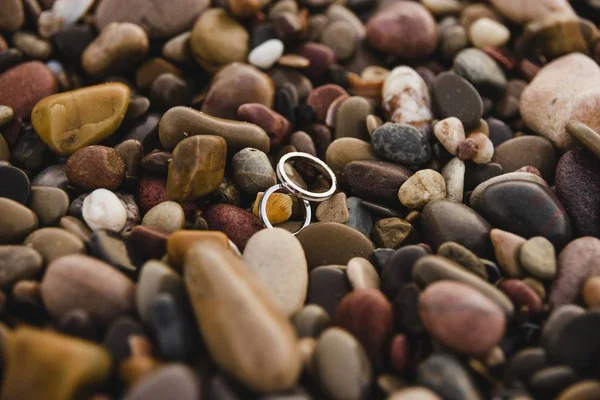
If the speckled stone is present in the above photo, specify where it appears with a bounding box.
[371,123,431,165]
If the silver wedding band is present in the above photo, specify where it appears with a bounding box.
[259,152,337,235]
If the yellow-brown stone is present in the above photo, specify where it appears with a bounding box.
[1,327,111,400]
[167,135,227,201]
[31,83,130,156]
[167,230,230,266]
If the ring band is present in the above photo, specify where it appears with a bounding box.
[259,184,312,235]
[276,152,337,203]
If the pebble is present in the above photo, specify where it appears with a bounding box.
[24,227,86,264]
[520,53,600,151]
[150,293,195,361]
[489,0,573,24]
[232,148,276,194]
[204,204,263,250]
[307,265,352,316]
[566,121,600,160]
[556,149,600,237]
[321,20,358,62]
[457,133,494,164]
[441,157,465,203]
[372,218,413,249]
[314,327,372,400]
[150,73,191,110]
[584,277,600,308]
[162,31,192,64]
[60,216,92,244]
[295,42,336,79]
[437,241,487,280]
[389,387,442,400]
[316,193,349,224]
[419,281,506,355]
[115,139,143,180]
[413,255,514,317]
[342,160,411,206]
[433,117,465,156]
[398,169,446,209]
[243,228,308,316]
[124,364,201,400]
[335,96,372,140]
[433,74,483,131]
[0,61,57,122]
[453,48,507,95]
[88,230,141,275]
[190,9,249,73]
[505,347,548,384]
[0,164,30,204]
[416,354,481,400]
[306,84,347,123]
[0,134,8,161]
[82,189,128,232]
[166,230,230,267]
[136,260,183,324]
[159,106,270,154]
[346,197,374,237]
[478,180,572,248]
[41,254,134,325]
[558,381,600,400]
[0,0,25,31]
[530,366,578,399]
[184,241,301,392]
[0,198,39,243]
[0,245,43,287]
[1,327,111,400]
[487,118,514,147]
[167,135,226,201]
[490,229,526,278]
[382,67,433,129]
[421,199,491,256]
[520,237,557,280]
[297,222,374,269]
[249,39,284,70]
[547,311,600,371]
[12,32,52,60]
[469,18,510,49]
[366,2,437,58]
[142,201,185,233]
[346,257,380,290]
[372,123,431,165]
[293,304,330,338]
[325,138,378,174]
[469,171,549,209]
[136,58,183,91]
[237,103,291,147]
[541,304,585,350]
[31,83,130,156]
[66,145,125,190]
[492,136,557,181]
[95,0,208,39]
[499,279,543,314]
[550,237,600,307]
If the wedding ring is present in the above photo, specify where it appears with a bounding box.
[258,184,312,235]
[276,152,337,202]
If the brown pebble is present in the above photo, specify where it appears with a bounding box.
[66,145,126,190]
[204,204,263,250]
[316,192,349,223]
[237,103,291,147]
[307,84,348,122]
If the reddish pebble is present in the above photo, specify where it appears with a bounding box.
[390,334,409,372]
[295,42,335,80]
[204,204,263,250]
[0,61,57,119]
[138,176,196,216]
[334,288,392,363]
[66,145,125,190]
[306,84,348,123]
[237,103,291,147]
[129,225,169,260]
[419,281,506,356]
[498,279,543,314]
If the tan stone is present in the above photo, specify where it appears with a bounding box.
[166,230,230,267]
[372,218,413,249]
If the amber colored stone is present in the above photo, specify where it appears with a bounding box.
[167,230,230,266]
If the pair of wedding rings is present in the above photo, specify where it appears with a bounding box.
[259,152,337,235]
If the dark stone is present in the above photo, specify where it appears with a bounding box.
[346,197,374,238]
[0,49,23,73]
[555,149,600,237]
[505,347,547,385]
[130,225,169,260]
[307,265,351,317]
[150,293,196,361]
[250,23,277,49]
[52,25,95,66]
[89,230,143,276]
[464,162,503,191]
[121,113,161,153]
[382,245,428,298]
[417,353,480,400]
[487,117,513,147]
[432,72,483,130]
[547,311,600,372]
[343,160,412,206]
[393,283,425,334]
[0,165,30,204]
[492,136,557,182]
[103,316,146,363]
[530,366,578,399]
[371,123,431,165]
[370,248,395,271]
[31,164,69,191]
[274,84,297,129]
[478,181,572,248]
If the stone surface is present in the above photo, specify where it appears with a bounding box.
[307,265,351,317]
[565,121,600,160]
[184,241,301,392]
[492,136,557,181]
[0,165,30,204]
[520,236,557,280]
[204,204,263,250]
[442,157,465,203]
[453,48,507,95]
[469,18,510,49]
[166,230,230,267]
[24,227,86,264]
[434,117,465,156]
[346,257,380,290]
[0,245,43,287]
[398,169,446,209]
[82,189,128,232]
[0,198,39,243]
[490,229,526,278]
[232,148,276,194]
[31,83,130,156]
[136,260,183,325]
[489,0,573,24]
[326,138,378,174]
[416,354,481,400]
[0,0,25,31]
[437,241,487,280]
[432,73,483,130]
[66,145,125,190]
[293,304,330,338]
[419,281,506,355]
[372,218,413,249]
[316,193,349,224]
[142,201,185,233]
[123,364,201,400]
[342,160,411,206]
[382,67,433,129]
[372,123,431,165]
[469,171,549,209]
[167,135,226,201]
[243,228,308,316]
[335,96,372,140]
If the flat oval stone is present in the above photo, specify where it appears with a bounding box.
[492,136,557,181]
[159,106,270,154]
[469,171,549,209]
[95,0,208,39]
[233,148,276,194]
[31,83,130,156]
[203,205,261,251]
[530,366,578,399]
[420,199,491,256]
[326,138,378,175]
[28,186,69,226]
[314,327,372,400]
[307,265,351,317]
[548,311,600,371]
[550,237,600,307]
[335,96,372,140]
[0,198,38,243]
[66,145,125,190]
[432,72,483,130]
[184,241,301,392]
[413,255,514,317]
[124,364,202,400]
[478,181,571,247]
[556,149,600,237]
[557,381,600,400]
[142,201,185,233]
[520,236,556,280]
[0,165,30,204]
[167,135,226,201]
[371,123,431,165]
[24,227,86,264]
[41,254,135,325]
[136,260,183,325]
[342,160,412,206]
[347,257,380,290]
[150,293,195,361]
[437,242,487,280]
[416,354,480,400]
[453,48,507,95]
[293,304,330,338]
[0,245,42,287]
[419,281,505,355]
[297,222,374,269]
[244,228,308,316]
[541,305,585,350]
[382,245,429,298]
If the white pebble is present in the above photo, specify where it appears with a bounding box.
[470,132,495,164]
[442,157,465,203]
[82,189,127,232]
[248,39,284,70]
[52,0,95,25]
[434,117,465,155]
[469,18,510,49]
[422,0,463,16]
[382,66,433,128]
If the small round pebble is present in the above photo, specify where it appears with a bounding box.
[519,236,557,280]
[398,169,446,209]
[248,39,284,70]
[82,188,128,232]
[66,145,125,190]
[142,201,186,234]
